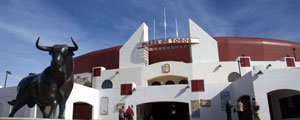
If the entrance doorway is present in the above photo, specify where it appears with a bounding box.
[73,102,92,119]
[267,89,300,120]
[137,102,189,120]
[239,95,252,120]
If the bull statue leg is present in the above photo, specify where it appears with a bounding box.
[37,102,57,118]
[8,80,31,117]
[8,100,27,117]
[37,105,47,118]
[8,93,29,117]
[57,92,68,118]
[57,81,73,119]
[58,101,66,119]
[47,101,58,118]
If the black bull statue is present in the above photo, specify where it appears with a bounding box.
[8,37,78,119]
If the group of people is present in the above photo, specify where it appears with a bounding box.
[119,106,135,120]
[119,98,259,120]
[226,98,260,120]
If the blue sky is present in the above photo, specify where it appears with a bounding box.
[1,0,300,87]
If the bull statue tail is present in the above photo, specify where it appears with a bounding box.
[7,100,16,106]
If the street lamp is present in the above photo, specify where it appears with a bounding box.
[292,48,297,60]
[4,71,11,88]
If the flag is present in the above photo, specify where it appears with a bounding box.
[6,71,11,74]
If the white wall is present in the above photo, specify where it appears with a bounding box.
[253,68,300,120]
[0,87,35,118]
[188,19,219,63]
[79,58,300,120]
[65,83,100,119]
[94,61,239,89]
[97,82,243,120]
[98,85,200,120]
[74,72,92,85]
[95,67,142,89]
[251,61,291,70]
[230,72,255,120]
[198,82,232,120]
[295,61,300,67]
[120,23,149,69]
[143,61,193,85]
[95,61,246,89]
[192,62,239,83]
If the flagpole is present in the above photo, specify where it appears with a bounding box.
[164,7,167,38]
[175,18,178,38]
[153,19,156,40]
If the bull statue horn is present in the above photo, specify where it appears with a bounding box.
[69,37,78,51]
[36,37,52,51]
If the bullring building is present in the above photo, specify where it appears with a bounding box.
[0,19,300,120]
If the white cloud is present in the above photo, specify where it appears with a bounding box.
[0,22,36,41]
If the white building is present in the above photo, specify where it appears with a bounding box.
[0,19,300,120]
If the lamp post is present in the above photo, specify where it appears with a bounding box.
[4,71,11,88]
[237,60,241,76]
[292,48,297,61]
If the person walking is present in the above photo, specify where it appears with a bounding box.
[126,106,134,120]
[119,106,126,120]
[252,98,261,120]
[226,100,233,120]
[236,99,244,120]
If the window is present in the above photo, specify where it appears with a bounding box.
[101,79,113,89]
[191,80,204,92]
[120,84,132,95]
[239,57,250,67]
[286,57,295,67]
[151,81,161,86]
[93,67,101,76]
[165,80,175,85]
[179,79,188,84]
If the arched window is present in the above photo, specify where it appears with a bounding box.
[101,79,113,89]
[151,81,161,86]
[165,80,175,85]
[84,81,92,87]
[179,79,188,84]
